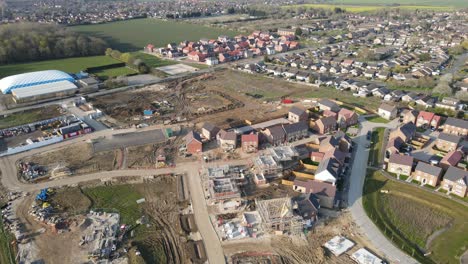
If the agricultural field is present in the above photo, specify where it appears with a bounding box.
[0,56,121,78]
[71,18,241,51]
[284,3,456,12]
[363,170,468,264]
[0,105,63,129]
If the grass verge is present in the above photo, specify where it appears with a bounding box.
[365,115,390,123]
[363,170,468,264]
[369,127,385,167]
[0,215,16,264]
[0,106,62,129]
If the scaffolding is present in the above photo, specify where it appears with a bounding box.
[255,197,303,235]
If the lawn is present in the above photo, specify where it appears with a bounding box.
[363,170,468,264]
[0,106,62,129]
[0,56,121,78]
[82,184,144,225]
[92,66,137,79]
[131,52,178,68]
[71,18,241,51]
[370,127,385,167]
[365,115,390,123]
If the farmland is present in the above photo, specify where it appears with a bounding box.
[284,3,457,12]
[363,170,468,264]
[0,56,121,78]
[71,18,241,51]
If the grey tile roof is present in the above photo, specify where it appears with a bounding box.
[438,133,461,144]
[445,117,468,130]
[415,162,442,176]
[389,154,414,166]
[379,103,396,112]
[444,166,468,183]
[289,106,306,117]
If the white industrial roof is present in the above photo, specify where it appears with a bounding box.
[323,236,355,256]
[12,80,78,99]
[0,70,75,94]
[351,248,383,264]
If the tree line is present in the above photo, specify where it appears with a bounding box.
[105,48,150,74]
[0,23,107,64]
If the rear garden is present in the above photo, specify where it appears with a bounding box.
[363,170,468,264]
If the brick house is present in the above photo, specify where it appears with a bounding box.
[435,133,461,152]
[187,51,205,62]
[201,123,220,140]
[401,109,419,124]
[337,108,358,128]
[318,99,340,112]
[313,116,337,134]
[443,117,468,137]
[241,133,259,153]
[288,107,308,123]
[283,122,308,142]
[413,162,442,187]
[217,130,237,151]
[416,111,441,129]
[263,125,286,146]
[387,154,414,176]
[440,150,464,170]
[293,179,337,208]
[185,131,203,154]
[441,166,468,197]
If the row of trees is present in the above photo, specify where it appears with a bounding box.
[105,48,150,74]
[0,23,107,64]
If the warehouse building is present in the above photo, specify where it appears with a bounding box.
[0,70,78,103]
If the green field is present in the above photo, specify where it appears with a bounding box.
[93,66,137,79]
[82,184,144,225]
[363,170,468,264]
[0,106,62,129]
[284,3,458,12]
[131,52,178,68]
[71,18,241,51]
[0,56,121,78]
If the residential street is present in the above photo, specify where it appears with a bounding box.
[347,117,418,264]
[0,114,419,264]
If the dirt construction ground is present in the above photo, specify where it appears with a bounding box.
[14,176,192,264]
[90,69,314,129]
[21,143,117,178]
[223,212,382,264]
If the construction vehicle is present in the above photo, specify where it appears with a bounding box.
[35,188,54,201]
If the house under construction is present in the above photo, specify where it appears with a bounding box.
[255,197,304,235]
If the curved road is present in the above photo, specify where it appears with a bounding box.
[348,117,418,264]
[0,134,248,264]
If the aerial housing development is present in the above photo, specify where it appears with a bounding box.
[0,1,467,264]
